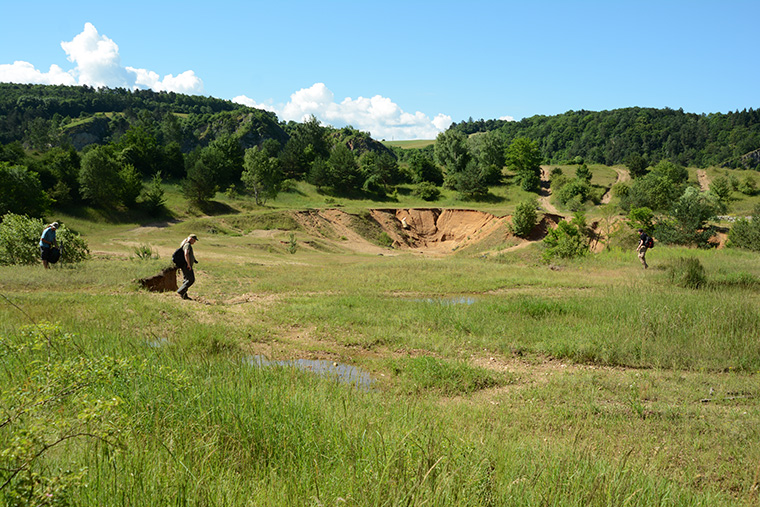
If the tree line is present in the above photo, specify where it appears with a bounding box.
[0,83,407,218]
[451,107,760,169]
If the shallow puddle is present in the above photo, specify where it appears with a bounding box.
[247,356,373,389]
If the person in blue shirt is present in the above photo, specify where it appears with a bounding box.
[39,222,59,269]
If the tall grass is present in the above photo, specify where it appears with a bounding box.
[2,238,760,504]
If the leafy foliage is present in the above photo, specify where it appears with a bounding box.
[512,199,538,238]
[412,181,441,201]
[505,137,542,192]
[0,163,52,217]
[542,213,590,261]
[451,107,760,168]
[654,187,718,247]
[0,214,89,265]
[728,205,760,251]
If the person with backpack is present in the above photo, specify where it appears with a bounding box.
[39,222,59,269]
[636,228,653,269]
[175,234,199,300]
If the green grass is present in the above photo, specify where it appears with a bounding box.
[4,169,760,505]
[382,139,435,149]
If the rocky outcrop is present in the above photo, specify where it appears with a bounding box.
[741,149,760,169]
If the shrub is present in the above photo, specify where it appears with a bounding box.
[542,214,589,261]
[667,257,707,289]
[512,199,538,238]
[728,206,760,251]
[133,244,158,260]
[413,181,441,201]
[555,179,591,206]
[0,214,89,266]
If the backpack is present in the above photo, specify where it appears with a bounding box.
[172,247,187,268]
[645,236,654,249]
[48,246,61,264]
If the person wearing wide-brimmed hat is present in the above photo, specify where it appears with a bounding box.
[39,222,59,269]
[177,234,199,300]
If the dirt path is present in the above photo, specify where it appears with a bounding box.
[601,167,631,204]
[697,169,710,191]
[539,167,560,214]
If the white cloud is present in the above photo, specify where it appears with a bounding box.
[1,23,447,140]
[232,95,277,113]
[0,22,203,94]
[499,115,516,122]
[0,61,76,85]
[275,83,450,140]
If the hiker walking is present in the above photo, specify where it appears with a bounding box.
[39,221,59,269]
[636,228,651,269]
[176,234,199,299]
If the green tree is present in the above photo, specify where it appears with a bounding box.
[408,152,443,185]
[116,126,160,177]
[505,137,541,192]
[655,187,718,247]
[79,146,122,207]
[435,129,471,184]
[468,130,504,178]
[242,146,283,205]
[621,160,688,212]
[142,171,166,214]
[0,163,52,217]
[707,175,731,213]
[326,144,362,193]
[182,159,218,204]
[728,204,760,251]
[575,164,592,182]
[512,199,538,238]
[118,163,143,208]
[626,154,649,178]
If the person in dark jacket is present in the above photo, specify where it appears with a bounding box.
[636,228,650,269]
[177,234,199,299]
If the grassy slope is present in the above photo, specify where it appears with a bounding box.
[2,167,760,505]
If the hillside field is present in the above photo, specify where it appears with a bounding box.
[2,169,760,506]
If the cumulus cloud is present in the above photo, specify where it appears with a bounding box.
[258,82,451,140]
[0,22,203,94]
[499,115,516,122]
[231,95,277,113]
[2,23,447,140]
[0,61,76,86]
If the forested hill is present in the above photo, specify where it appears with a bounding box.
[451,107,760,169]
[0,82,288,152]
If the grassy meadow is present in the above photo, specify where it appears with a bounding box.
[2,174,760,506]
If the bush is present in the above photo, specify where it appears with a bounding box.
[728,206,760,251]
[555,179,591,207]
[0,214,89,266]
[667,257,706,289]
[133,244,158,260]
[512,199,538,238]
[542,214,589,261]
[413,181,441,201]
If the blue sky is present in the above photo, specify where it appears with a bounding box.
[1,0,757,140]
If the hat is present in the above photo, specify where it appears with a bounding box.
[51,222,59,228]
[189,234,198,240]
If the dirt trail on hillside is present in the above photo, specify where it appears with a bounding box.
[697,169,710,191]
[539,167,560,214]
[601,168,631,204]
